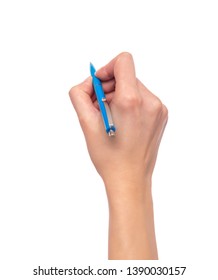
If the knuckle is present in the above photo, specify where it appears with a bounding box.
[119,93,142,109]
[162,104,168,119]
[102,67,111,79]
[69,86,76,98]
[149,98,163,115]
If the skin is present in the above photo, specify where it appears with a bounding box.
[69,52,168,260]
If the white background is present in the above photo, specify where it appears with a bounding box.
[0,0,217,279]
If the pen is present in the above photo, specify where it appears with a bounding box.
[90,63,116,136]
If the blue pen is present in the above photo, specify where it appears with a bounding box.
[90,63,116,136]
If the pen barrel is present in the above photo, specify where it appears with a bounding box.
[93,82,111,132]
[90,63,116,135]
[94,80,106,100]
[104,102,115,128]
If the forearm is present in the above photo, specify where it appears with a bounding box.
[106,180,158,260]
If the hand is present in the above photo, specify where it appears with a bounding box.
[69,52,168,194]
[69,52,168,259]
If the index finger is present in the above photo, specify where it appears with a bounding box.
[95,52,137,91]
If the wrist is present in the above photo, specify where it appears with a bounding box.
[104,175,152,212]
